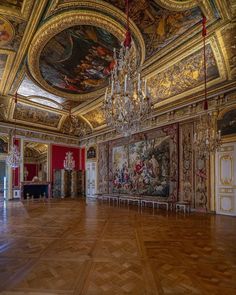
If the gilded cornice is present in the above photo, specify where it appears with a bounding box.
[0,122,80,146]
[79,91,236,146]
[3,0,49,95]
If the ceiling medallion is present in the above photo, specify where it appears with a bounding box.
[103,0,153,136]
[28,9,143,101]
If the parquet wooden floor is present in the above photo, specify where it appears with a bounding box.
[0,198,236,294]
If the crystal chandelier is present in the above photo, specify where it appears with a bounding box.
[6,94,22,169]
[103,0,153,136]
[194,114,221,158]
[63,152,75,171]
[193,16,221,158]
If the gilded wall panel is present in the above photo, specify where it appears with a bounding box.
[194,152,209,211]
[179,122,194,203]
[97,141,109,194]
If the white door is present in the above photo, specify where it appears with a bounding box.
[216,142,236,216]
[86,162,97,197]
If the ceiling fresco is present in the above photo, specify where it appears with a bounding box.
[0,16,14,47]
[83,108,106,129]
[13,103,62,128]
[0,54,7,84]
[39,25,120,95]
[103,0,202,58]
[148,43,220,102]
[0,0,234,138]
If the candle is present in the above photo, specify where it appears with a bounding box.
[138,73,141,92]
[111,80,114,95]
[145,79,147,97]
[124,75,127,93]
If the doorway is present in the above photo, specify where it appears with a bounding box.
[86,162,97,197]
[215,142,236,216]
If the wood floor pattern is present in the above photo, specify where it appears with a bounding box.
[0,199,236,295]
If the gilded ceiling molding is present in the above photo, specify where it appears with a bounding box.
[155,0,213,19]
[0,0,35,21]
[77,115,94,131]
[0,122,81,146]
[3,0,49,95]
[0,49,15,94]
[9,64,26,95]
[217,23,236,80]
[28,9,144,101]
[215,0,232,20]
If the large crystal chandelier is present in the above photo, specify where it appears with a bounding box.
[103,0,152,136]
[6,94,22,169]
[63,152,75,171]
[193,16,221,158]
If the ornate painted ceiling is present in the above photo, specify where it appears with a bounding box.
[0,0,235,139]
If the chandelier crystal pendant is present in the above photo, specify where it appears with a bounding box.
[103,0,153,136]
[63,152,75,171]
[193,16,221,158]
[6,94,22,169]
[194,114,221,159]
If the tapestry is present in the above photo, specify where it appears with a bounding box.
[110,124,178,199]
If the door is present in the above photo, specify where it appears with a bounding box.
[86,162,97,197]
[216,142,236,216]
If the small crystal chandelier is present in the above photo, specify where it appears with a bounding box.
[103,0,153,136]
[193,16,221,158]
[194,114,221,158]
[63,152,75,171]
[6,94,22,169]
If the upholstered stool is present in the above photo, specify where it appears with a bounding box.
[175,201,191,213]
